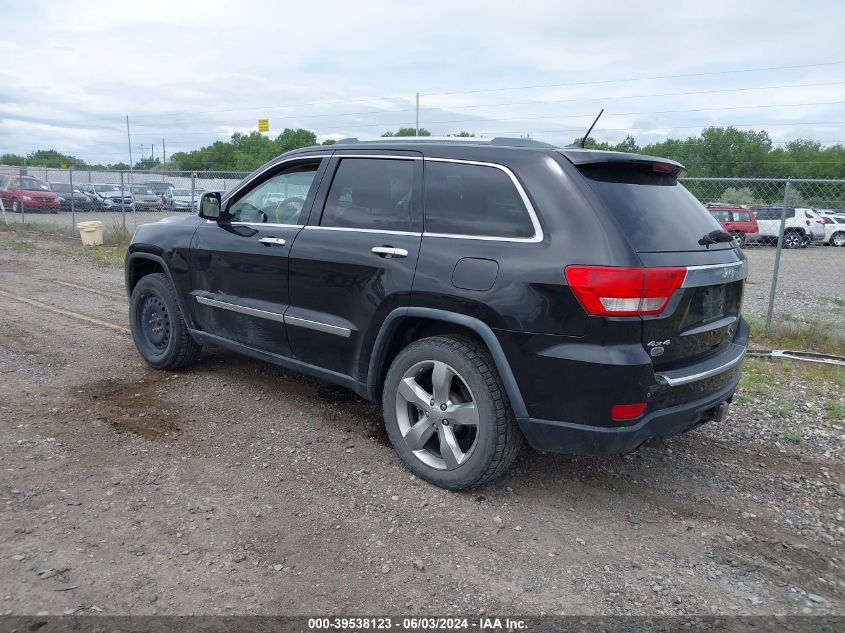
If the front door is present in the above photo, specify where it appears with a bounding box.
[189,157,328,356]
[286,154,423,379]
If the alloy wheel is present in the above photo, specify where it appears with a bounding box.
[395,360,480,470]
[833,233,845,247]
[784,232,801,249]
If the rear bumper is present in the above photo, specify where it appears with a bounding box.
[517,373,739,454]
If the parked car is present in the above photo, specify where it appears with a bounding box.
[0,174,61,214]
[49,182,94,212]
[818,209,845,217]
[164,188,204,211]
[125,138,748,490]
[822,215,845,247]
[705,204,759,247]
[748,206,826,248]
[129,185,163,211]
[80,183,133,211]
[142,181,175,205]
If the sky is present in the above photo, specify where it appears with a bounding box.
[1,0,845,164]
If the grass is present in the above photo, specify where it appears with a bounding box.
[748,316,845,356]
[826,296,845,309]
[0,218,130,268]
[771,398,795,419]
[825,400,845,424]
[11,240,36,252]
[780,426,804,444]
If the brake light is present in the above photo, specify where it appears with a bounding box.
[652,162,674,174]
[611,403,647,421]
[564,266,687,316]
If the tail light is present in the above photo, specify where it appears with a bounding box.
[564,266,687,317]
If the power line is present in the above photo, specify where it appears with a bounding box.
[126,60,845,119]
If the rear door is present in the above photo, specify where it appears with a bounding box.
[286,152,423,378]
[189,156,328,357]
[574,161,745,368]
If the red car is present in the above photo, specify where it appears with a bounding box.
[0,172,61,214]
[705,204,759,247]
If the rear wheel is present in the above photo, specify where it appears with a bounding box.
[382,335,522,490]
[129,273,201,370]
[731,231,746,247]
[782,231,803,249]
[832,232,845,247]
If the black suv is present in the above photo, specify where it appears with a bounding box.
[125,138,748,489]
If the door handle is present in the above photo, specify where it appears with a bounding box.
[371,246,408,258]
[259,237,286,246]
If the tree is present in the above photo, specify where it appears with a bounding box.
[134,157,162,170]
[0,153,24,166]
[382,128,431,137]
[718,187,762,205]
[322,139,337,145]
[449,131,475,137]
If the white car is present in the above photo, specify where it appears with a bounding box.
[822,215,845,247]
[747,206,826,248]
[164,188,204,211]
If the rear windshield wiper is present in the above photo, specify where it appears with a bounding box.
[699,230,735,248]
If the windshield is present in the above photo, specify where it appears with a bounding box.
[50,183,71,192]
[94,185,121,192]
[577,163,730,253]
[171,189,192,196]
[131,186,153,194]
[20,178,51,191]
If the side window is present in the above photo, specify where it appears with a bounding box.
[734,211,750,222]
[228,161,320,224]
[424,161,535,238]
[711,211,730,222]
[321,158,415,232]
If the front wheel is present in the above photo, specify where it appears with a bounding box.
[129,273,201,370]
[832,232,845,247]
[382,335,522,490]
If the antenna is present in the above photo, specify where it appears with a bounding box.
[578,109,604,148]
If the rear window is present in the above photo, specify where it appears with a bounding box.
[755,207,795,221]
[578,164,728,252]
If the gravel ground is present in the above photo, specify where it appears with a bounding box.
[0,233,843,617]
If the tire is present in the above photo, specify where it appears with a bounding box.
[129,272,201,370]
[382,335,522,490]
[11,198,20,213]
[731,231,746,247]
[832,232,845,247]
[782,231,803,249]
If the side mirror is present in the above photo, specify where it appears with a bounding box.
[198,191,222,219]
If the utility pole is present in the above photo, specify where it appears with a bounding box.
[126,115,133,172]
[162,138,166,169]
[415,92,419,136]
[125,114,132,185]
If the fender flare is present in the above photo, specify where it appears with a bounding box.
[367,307,528,418]
[125,252,197,331]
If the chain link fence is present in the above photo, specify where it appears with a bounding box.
[2,165,844,330]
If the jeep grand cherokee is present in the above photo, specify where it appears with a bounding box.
[125,138,748,490]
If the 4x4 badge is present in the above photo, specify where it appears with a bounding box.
[647,339,671,358]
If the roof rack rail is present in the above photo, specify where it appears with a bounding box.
[488,137,557,148]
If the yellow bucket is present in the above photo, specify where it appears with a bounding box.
[77,221,104,246]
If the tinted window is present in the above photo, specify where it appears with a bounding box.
[424,162,534,238]
[321,158,415,232]
[229,162,320,224]
[578,164,728,252]
[755,207,795,221]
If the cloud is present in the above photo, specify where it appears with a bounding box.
[1,0,844,162]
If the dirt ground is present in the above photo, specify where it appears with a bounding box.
[0,233,843,617]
